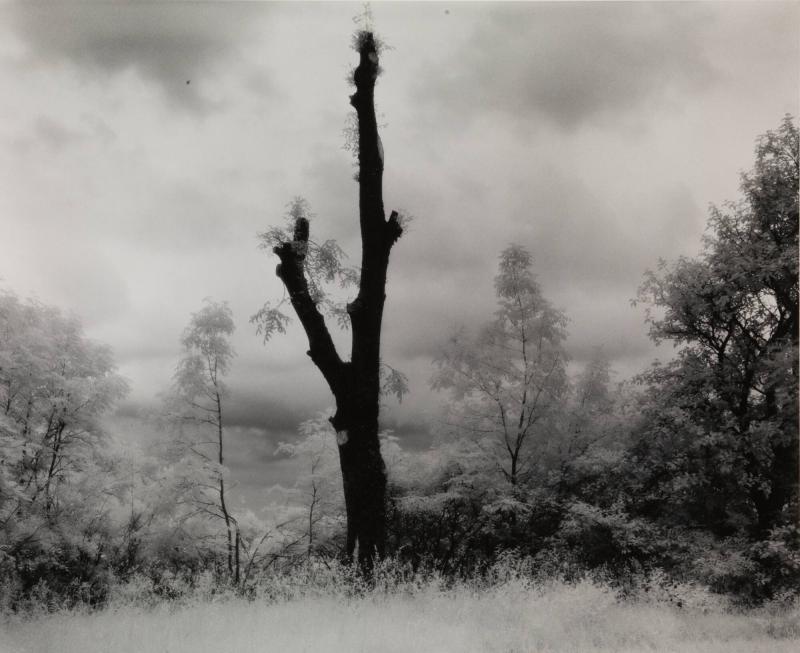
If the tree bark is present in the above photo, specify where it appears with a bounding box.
[215,389,235,576]
[273,32,401,571]
[752,376,799,536]
[234,528,241,585]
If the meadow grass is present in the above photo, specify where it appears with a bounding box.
[2,576,799,653]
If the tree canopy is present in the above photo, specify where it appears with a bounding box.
[634,115,798,538]
[432,245,570,488]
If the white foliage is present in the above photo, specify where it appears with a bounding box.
[431,245,570,486]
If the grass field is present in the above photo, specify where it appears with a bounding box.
[3,579,799,653]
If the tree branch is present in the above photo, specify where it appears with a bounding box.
[274,217,346,395]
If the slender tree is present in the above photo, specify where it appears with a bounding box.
[254,31,403,568]
[432,245,569,489]
[167,299,240,580]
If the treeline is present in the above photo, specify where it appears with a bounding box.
[0,117,797,610]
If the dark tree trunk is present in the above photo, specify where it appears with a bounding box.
[273,32,401,571]
[751,432,799,537]
[234,528,241,585]
[752,375,799,537]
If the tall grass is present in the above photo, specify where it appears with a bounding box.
[2,558,798,653]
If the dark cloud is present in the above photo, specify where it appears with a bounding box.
[223,389,325,434]
[379,410,435,451]
[103,414,300,508]
[114,353,336,436]
[226,425,281,466]
[418,3,716,131]
[8,2,271,113]
[228,453,306,508]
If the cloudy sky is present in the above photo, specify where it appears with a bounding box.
[1,1,798,505]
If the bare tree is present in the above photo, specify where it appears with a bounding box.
[255,31,403,569]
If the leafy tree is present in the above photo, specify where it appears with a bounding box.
[0,292,128,516]
[548,349,624,500]
[634,115,798,537]
[396,246,574,572]
[432,245,569,489]
[0,289,128,604]
[253,31,404,569]
[162,299,240,580]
